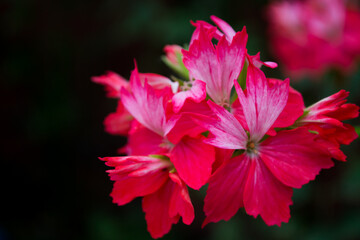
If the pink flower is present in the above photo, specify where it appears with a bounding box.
[300,90,359,160]
[92,70,178,98]
[94,15,359,237]
[268,0,360,78]
[182,16,277,110]
[92,69,179,136]
[231,77,305,136]
[102,155,194,239]
[120,65,215,190]
[182,18,248,107]
[196,62,334,226]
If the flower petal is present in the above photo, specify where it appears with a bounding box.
[268,78,305,129]
[126,121,168,156]
[172,80,207,113]
[142,179,179,239]
[103,101,133,136]
[260,127,334,189]
[143,173,194,238]
[102,156,170,206]
[247,52,278,69]
[168,173,195,225]
[193,100,248,150]
[139,73,179,94]
[232,79,304,134]
[170,136,215,190]
[304,90,359,126]
[243,156,293,226]
[183,25,247,105]
[166,100,213,144]
[210,15,236,41]
[121,66,169,136]
[203,154,251,226]
[235,63,289,141]
[92,71,129,98]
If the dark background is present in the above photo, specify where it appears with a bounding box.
[1,0,360,239]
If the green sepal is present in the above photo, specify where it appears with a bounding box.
[308,130,319,134]
[232,149,245,158]
[355,126,360,137]
[230,60,248,104]
[162,51,189,80]
[201,131,210,138]
[238,60,248,90]
[149,154,170,161]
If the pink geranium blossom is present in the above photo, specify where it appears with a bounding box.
[197,62,334,226]
[120,65,215,190]
[102,155,194,238]
[182,19,248,107]
[94,15,359,238]
[92,69,179,136]
[300,90,359,160]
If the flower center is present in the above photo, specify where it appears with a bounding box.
[246,141,259,156]
[181,81,193,91]
[159,138,175,150]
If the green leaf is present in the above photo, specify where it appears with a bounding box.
[149,154,170,161]
[230,60,248,104]
[355,126,360,137]
[237,60,248,90]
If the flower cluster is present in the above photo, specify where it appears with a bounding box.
[268,0,360,78]
[93,16,359,238]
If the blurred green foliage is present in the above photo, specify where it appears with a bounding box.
[1,0,359,239]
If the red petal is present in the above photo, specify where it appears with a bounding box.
[168,173,195,225]
[210,15,236,41]
[193,100,248,150]
[183,25,247,105]
[305,90,359,125]
[243,156,293,226]
[172,80,206,113]
[232,79,304,133]
[212,147,234,173]
[235,63,289,141]
[121,65,170,136]
[165,100,213,144]
[260,127,334,188]
[269,78,305,129]
[139,73,179,94]
[143,173,194,238]
[126,121,168,156]
[92,71,129,98]
[142,179,179,239]
[103,101,133,136]
[103,156,170,206]
[170,136,215,190]
[203,155,250,226]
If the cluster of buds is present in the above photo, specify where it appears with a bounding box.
[93,16,359,238]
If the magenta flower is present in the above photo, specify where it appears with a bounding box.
[93,15,359,238]
[120,65,215,190]
[268,0,360,78]
[197,62,334,226]
[102,156,194,238]
[300,90,359,161]
[182,17,248,107]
